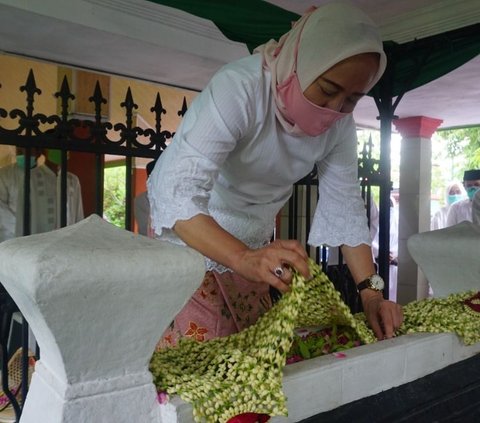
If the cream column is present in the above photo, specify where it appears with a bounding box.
[393,116,442,304]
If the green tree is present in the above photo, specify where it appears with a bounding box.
[462,127,480,169]
[103,165,126,228]
[430,127,480,209]
[438,126,480,172]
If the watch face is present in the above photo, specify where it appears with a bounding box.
[369,274,385,290]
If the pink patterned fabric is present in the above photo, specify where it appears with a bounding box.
[156,271,272,350]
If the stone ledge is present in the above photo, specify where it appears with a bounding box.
[159,332,480,423]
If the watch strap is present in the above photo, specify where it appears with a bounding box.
[357,274,384,292]
[356,280,370,292]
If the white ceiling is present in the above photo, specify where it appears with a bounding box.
[0,0,478,130]
[267,0,480,130]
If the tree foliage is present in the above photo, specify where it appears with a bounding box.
[103,165,126,228]
[431,126,480,208]
[438,127,480,170]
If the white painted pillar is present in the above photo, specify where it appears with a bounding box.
[393,116,442,304]
[0,214,205,423]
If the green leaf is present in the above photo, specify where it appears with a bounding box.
[298,340,311,359]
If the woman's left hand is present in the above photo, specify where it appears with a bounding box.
[340,244,404,340]
[361,291,403,340]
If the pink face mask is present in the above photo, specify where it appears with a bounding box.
[274,14,348,137]
[277,72,347,136]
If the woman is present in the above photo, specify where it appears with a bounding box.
[431,181,465,230]
[148,1,403,347]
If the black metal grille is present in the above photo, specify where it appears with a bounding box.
[0,69,188,421]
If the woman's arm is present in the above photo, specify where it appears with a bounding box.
[174,214,311,292]
[341,243,403,340]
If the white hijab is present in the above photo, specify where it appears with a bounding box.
[254,1,387,133]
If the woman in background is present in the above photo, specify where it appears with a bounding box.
[431,181,465,230]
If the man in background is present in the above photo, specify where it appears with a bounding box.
[134,158,157,237]
[0,147,83,242]
[0,145,15,168]
[371,195,399,301]
[43,149,84,226]
[473,190,480,225]
[446,169,480,227]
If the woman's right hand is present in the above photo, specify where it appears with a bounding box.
[232,239,311,293]
[174,215,310,292]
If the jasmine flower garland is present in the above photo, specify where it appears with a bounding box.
[150,260,375,422]
[396,291,480,345]
[149,260,480,422]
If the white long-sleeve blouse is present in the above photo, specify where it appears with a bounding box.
[148,54,371,272]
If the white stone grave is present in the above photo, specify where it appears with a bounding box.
[408,221,480,297]
[0,214,205,423]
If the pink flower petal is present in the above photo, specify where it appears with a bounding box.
[333,352,347,359]
[157,391,169,404]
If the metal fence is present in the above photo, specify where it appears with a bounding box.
[0,69,186,421]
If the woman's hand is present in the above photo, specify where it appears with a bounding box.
[340,243,404,339]
[173,215,310,292]
[361,290,403,340]
[232,239,311,293]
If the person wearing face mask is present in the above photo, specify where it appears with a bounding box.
[0,147,83,242]
[472,189,480,225]
[431,181,466,230]
[43,149,84,227]
[446,169,480,227]
[0,145,16,168]
[148,1,403,349]
[134,158,157,237]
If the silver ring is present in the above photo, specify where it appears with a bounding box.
[273,266,284,278]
